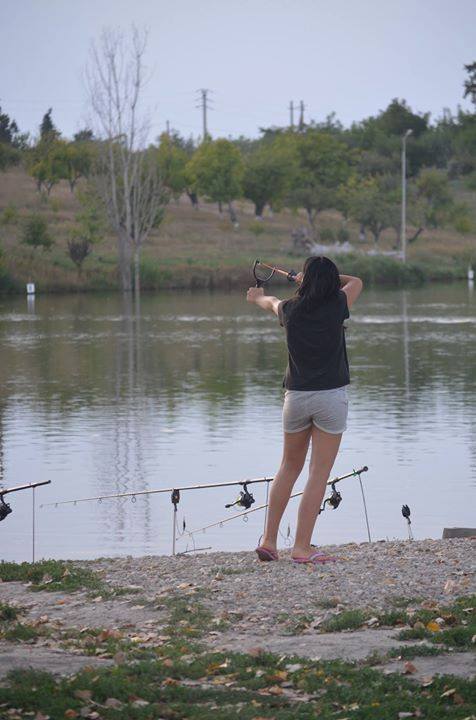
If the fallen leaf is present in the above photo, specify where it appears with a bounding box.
[162,677,179,686]
[440,688,456,698]
[104,698,122,708]
[421,675,433,687]
[74,690,92,702]
[403,662,417,674]
[285,663,302,672]
[248,647,264,656]
[443,580,456,594]
[426,621,441,633]
[64,711,79,719]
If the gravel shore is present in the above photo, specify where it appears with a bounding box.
[85,538,475,622]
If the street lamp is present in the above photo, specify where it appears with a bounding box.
[400,129,413,263]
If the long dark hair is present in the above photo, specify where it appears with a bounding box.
[290,256,341,313]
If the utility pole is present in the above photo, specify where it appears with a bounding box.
[196,88,213,141]
[289,101,295,129]
[298,100,306,131]
[400,129,413,263]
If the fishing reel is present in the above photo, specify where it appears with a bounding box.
[226,483,255,510]
[0,494,12,522]
[320,483,342,514]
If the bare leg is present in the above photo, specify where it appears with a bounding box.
[292,426,342,558]
[260,428,311,551]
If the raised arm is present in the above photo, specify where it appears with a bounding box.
[339,274,363,309]
[246,287,281,316]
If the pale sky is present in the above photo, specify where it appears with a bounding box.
[1,0,475,142]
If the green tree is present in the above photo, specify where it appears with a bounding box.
[22,215,54,251]
[62,141,94,192]
[242,141,294,218]
[408,168,456,242]
[67,186,105,275]
[156,132,189,199]
[186,139,244,223]
[0,106,26,170]
[40,108,59,141]
[463,61,476,105]
[341,175,400,244]
[28,139,67,195]
[287,130,355,234]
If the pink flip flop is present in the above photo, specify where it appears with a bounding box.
[292,552,338,565]
[255,546,279,562]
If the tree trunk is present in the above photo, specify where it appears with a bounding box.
[134,246,140,297]
[408,227,424,244]
[218,200,223,216]
[228,201,238,225]
[118,229,132,292]
[254,201,265,219]
[187,191,199,209]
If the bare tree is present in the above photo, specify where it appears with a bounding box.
[85,27,167,293]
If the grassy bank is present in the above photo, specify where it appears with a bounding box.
[0,167,475,294]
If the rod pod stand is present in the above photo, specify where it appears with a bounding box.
[171,489,180,556]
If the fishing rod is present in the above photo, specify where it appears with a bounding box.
[180,466,370,542]
[253,259,299,287]
[0,480,52,563]
[0,481,51,522]
[40,476,274,508]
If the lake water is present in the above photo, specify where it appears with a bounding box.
[1,283,475,562]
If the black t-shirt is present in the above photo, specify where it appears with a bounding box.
[278,290,350,391]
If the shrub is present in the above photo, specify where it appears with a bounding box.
[22,215,54,251]
[248,221,265,236]
[454,215,473,234]
[337,226,350,243]
[464,171,476,191]
[1,204,19,225]
[320,227,335,243]
[67,239,92,275]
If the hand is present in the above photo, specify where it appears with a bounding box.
[294,272,303,284]
[247,286,264,303]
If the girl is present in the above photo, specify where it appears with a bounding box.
[246,256,363,564]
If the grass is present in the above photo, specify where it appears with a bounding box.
[0,558,140,598]
[319,609,369,632]
[0,602,21,621]
[1,622,45,643]
[1,644,475,719]
[0,559,108,593]
[163,596,229,639]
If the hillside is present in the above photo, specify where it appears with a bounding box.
[0,166,475,293]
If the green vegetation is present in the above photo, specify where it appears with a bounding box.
[1,644,475,719]
[0,66,475,293]
[0,602,21,621]
[0,559,106,593]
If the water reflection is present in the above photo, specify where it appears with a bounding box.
[0,284,475,561]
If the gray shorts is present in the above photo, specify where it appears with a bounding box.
[283,386,349,434]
